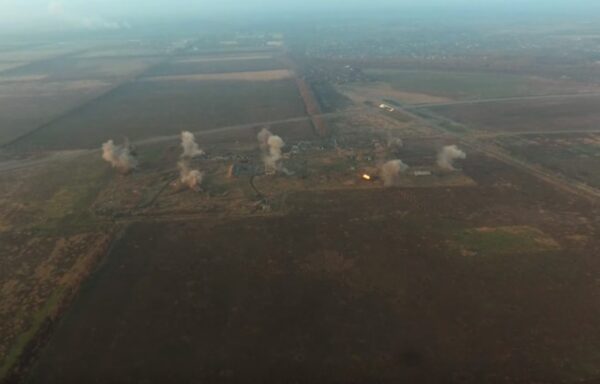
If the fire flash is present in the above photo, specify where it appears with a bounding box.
[362,174,372,181]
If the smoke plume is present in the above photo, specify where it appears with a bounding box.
[257,127,272,151]
[380,159,409,186]
[437,145,466,171]
[180,131,204,158]
[178,160,203,190]
[257,128,285,174]
[101,139,137,173]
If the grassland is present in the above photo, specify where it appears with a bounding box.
[0,151,116,380]
[0,152,112,233]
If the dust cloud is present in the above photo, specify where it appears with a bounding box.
[437,145,466,171]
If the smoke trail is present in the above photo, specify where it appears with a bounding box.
[180,131,204,159]
[380,159,409,187]
[178,159,203,190]
[437,145,466,171]
[101,139,137,173]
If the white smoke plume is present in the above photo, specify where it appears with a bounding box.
[178,160,203,190]
[101,139,137,173]
[264,135,285,174]
[180,131,204,158]
[380,159,409,187]
[257,127,272,151]
[257,128,285,174]
[437,145,466,171]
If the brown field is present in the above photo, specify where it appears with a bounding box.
[496,133,600,189]
[362,69,600,101]
[145,57,285,77]
[23,152,600,383]
[143,69,294,82]
[328,110,441,143]
[10,78,307,150]
[0,56,159,82]
[431,96,600,133]
[184,119,317,146]
[175,54,274,63]
[0,80,112,146]
[337,82,452,105]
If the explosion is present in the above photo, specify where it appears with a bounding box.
[437,145,466,171]
[257,127,285,174]
[178,159,203,190]
[180,131,204,159]
[380,159,409,187]
[101,139,137,173]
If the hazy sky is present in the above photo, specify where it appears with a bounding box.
[1,0,599,32]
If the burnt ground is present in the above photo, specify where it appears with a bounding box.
[24,154,600,384]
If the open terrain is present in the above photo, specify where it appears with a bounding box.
[0,80,112,146]
[145,56,286,77]
[24,153,600,383]
[2,18,600,384]
[430,95,600,134]
[496,133,600,189]
[362,69,600,101]
[10,77,306,150]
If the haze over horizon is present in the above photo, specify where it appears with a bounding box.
[1,0,600,34]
